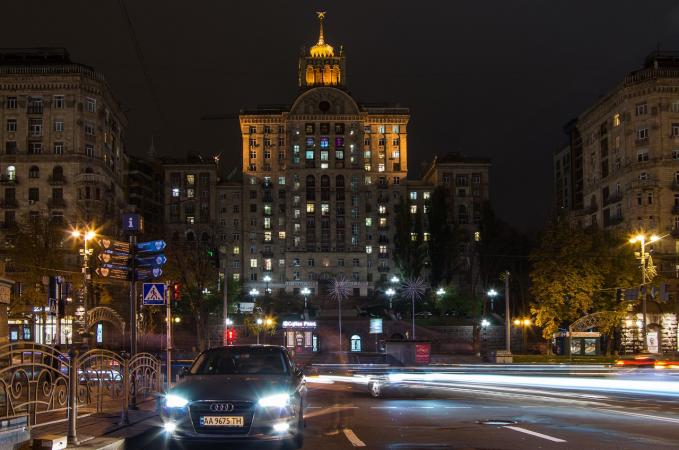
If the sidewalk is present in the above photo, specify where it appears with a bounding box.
[28,399,161,450]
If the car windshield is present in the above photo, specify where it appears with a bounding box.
[190,347,289,375]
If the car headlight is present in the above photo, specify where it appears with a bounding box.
[165,394,189,408]
[258,393,291,408]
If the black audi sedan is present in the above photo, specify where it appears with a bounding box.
[161,345,306,448]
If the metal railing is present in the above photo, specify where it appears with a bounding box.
[0,342,161,445]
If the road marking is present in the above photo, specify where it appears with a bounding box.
[343,428,366,447]
[444,406,471,409]
[503,426,566,443]
[371,406,397,409]
[307,406,322,409]
[601,409,679,424]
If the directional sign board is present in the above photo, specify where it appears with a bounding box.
[142,283,166,306]
[136,254,167,267]
[136,240,166,253]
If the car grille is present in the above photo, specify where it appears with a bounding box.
[189,400,255,434]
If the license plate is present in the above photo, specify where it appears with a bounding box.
[200,416,244,427]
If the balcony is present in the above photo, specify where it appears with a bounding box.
[27,105,43,114]
[48,198,66,209]
[47,175,66,185]
[0,175,18,184]
[603,192,623,206]
[74,173,109,185]
[0,199,18,208]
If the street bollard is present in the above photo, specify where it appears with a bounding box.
[67,347,79,445]
[120,354,130,425]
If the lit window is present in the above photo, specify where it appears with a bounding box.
[379,245,387,254]
[306,203,315,213]
[365,176,372,184]
[378,205,387,214]
[233,246,240,255]
[364,150,372,158]
[423,232,431,242]
[410,205,417,214]
[186,174,195,186]
[321,203,329,216]
[250,258,258,268]
[378,163,385,172]
[264,217,271,229]
[294,209,301,219]
[474,231,481,242]
[637,128,648,140]
[264,259,272,270]
[365,245,373,254]
[364,164,372,171]
[379,217,387,227]
[410,232,418,241]
[365,218,372,227]
[613,113,621,127]
[264,231,272,241]
[187,188,195,198]
[392,125,400,133]
[306,150,314,160]
[392,150,400,159]
[423,192,431,200]
[320,137,329,148]
[171,188,180,197]
[409,192,417,200]
[278,231,286,240]
[279,259,285,266]
[232,273,240,281]
[320,150,329,161]
[278,176,285,185]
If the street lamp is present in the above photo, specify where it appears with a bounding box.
[487,288,498,314]
[300,286,311,320]
[513,318,532,353]
[249,288,260,301]
[256,317,263,344]
[385,288,396,310]
[263,275,272,294]
[629,232,664,352]
[436,288,445,297]
[70,226,97,344]
[390,276,399,284]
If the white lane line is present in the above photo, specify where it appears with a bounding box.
[370,406,397,409]
[444,406,471,409]
[343,428,366,447]
[601,409,679,424]
[503,426,566,443]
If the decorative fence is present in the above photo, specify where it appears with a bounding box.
[0,342,161,444]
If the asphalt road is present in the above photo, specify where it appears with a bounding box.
[129,369,679,449]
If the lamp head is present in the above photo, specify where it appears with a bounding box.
[84,230,96,241]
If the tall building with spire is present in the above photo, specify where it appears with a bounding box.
[232,13,490,298]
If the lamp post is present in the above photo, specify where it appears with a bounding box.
[629,233,663,352]
[487,288,498,314]
[385,288,395,310]
[70,227,96,345]
[514,318,531,353]
[301,287,311,319]
[263,275,272,294]
[481,318,490,356]
[256,317,263,345]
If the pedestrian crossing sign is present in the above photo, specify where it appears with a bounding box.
[142,283,166,305]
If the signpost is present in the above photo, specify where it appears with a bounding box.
[142,283,166,306]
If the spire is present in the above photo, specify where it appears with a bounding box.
[316,11,326,45]
[147,135,156,159]
[310,11,334,58]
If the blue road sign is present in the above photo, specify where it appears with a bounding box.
[136,240,166,253]
[122,213,144,233]
[136,254,167,267]
[100,262,130,271]
[142,283,166,305]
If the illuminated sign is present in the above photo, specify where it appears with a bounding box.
[369,318,383,334]
[282,321,316,329]
[96,323,103,344]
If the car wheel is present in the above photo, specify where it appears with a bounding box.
[369,381,382,398]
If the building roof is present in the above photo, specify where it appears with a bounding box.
[436,152,491,165]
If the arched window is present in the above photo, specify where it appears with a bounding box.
[52,166,63,181]
[335,175,344,188]
[201,232,210,242]
[321,175,330,201]
[306,175,315,188]
[186,231,195,241]
[306,175,315,201]
[28,166,39,179]
[350,335,361,352]
[7,166,16,181]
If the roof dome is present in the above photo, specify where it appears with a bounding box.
[310,12,334,58]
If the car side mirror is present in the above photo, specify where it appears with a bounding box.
[179,367,190,379]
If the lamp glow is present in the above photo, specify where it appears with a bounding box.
[165,394,189,408]
[258,393,290,408]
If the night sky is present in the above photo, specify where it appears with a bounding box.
[3,1,679,230]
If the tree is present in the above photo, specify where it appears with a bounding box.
[426,187,463,287]
[529,222,637,343]
[164,241,220,351]
[393,196,425,278]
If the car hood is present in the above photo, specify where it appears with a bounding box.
[170,374,294,402]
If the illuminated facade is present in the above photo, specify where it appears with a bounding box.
[237,14,489,296]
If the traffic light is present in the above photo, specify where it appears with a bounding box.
[172,282,181,301]
[226,329,236,344]
[207,248,220,268]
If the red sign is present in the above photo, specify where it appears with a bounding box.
[415,343,431,365]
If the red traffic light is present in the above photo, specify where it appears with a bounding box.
[172,282,181,300]
[226,329,236,344]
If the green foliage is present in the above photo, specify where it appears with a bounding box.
[393,196,425,278]
[529,222,637,340]
[427,187,459,286]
